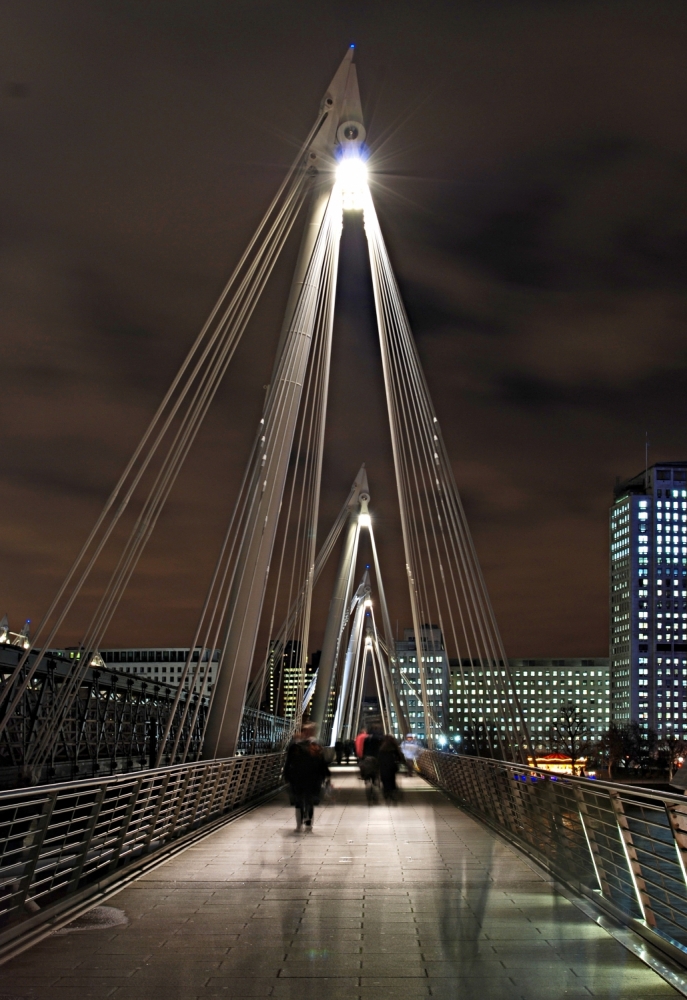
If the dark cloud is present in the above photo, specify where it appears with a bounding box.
[2,0,687,658]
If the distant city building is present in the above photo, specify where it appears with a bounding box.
[448,658,610,748]
[361,694,382,729]
[611,462,687,735]
[393,624,610,745]
[261,642,317,718]
[395,625,448,738]
[95,647,219,695]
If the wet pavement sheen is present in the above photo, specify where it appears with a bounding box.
[1,769,680,999]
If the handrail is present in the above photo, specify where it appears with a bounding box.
[418,750,687,968]
[0,752,285,946]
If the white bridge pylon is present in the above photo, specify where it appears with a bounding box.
[244,467,411,744]
[0,48,530,769]
[200,48,530,761]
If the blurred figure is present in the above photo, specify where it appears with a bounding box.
[363,728,383,758]
[402,734,421,771]
[284,723,330,832]
[378,734,405,802]
[355,729,367,759]
[360,727,383,803]
[334,739,343,765]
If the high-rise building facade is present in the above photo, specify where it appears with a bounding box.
[448,658,610,747]
[611,462,687,735]
[261,641,317,719]
[395,626,448,739]
[394,622,609,746]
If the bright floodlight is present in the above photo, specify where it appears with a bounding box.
[337,156,368,211]
[358,512,371,528]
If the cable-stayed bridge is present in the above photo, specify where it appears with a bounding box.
[0,45,528,776]
[1,50,686,996]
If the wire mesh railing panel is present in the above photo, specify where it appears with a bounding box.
[417,749,687,963]
[0,752,284,937]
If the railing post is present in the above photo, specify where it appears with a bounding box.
[69,783,108,892]
[187,763,211,827]
[167,767,194,838]
[665,799,687,890]
[107,777,143,873]
[216,760,235,815]
[16,791,57,912]
[608,789,656,926]
[204,761,226,819]
[573,784,607,894]
[142,772,172,848]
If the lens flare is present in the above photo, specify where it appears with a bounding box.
[336,156,368,211]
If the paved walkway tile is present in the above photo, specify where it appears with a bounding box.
[1,769,681,999]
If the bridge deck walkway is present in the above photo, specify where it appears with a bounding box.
[1,769,680,1000]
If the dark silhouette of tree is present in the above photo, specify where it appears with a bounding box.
[594,724,627,780]
[592,722,658,779]
[548,704,593,776]
[658,733,687,780]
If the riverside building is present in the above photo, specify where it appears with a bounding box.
[395,626,448,739]
[611,463,687,734]
[447,658,610,748]
[98,647,218,695]
[395,622,609,746]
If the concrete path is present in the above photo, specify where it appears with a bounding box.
[1,769,680,999]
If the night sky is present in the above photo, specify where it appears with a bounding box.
[2,1,687,659]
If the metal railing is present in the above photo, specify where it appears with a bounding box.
[0,647,290,788]
[0,751,285,948]
[237,708,293,755]
[419,750,687,964]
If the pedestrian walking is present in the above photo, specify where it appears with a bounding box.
[334,739,343,765]
[378,734,405,801]
[360,727,383,804]
[283,723,331,831]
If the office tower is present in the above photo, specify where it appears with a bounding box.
[395,625,448,739]
[262,640,316,719]
[611,463,687,734]
[448,658,610,748]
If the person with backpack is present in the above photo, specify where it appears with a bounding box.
[283,723,331,831]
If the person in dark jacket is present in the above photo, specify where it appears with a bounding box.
[360,728,383,803]
[378,734,405,801]
[283,723,330,831]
